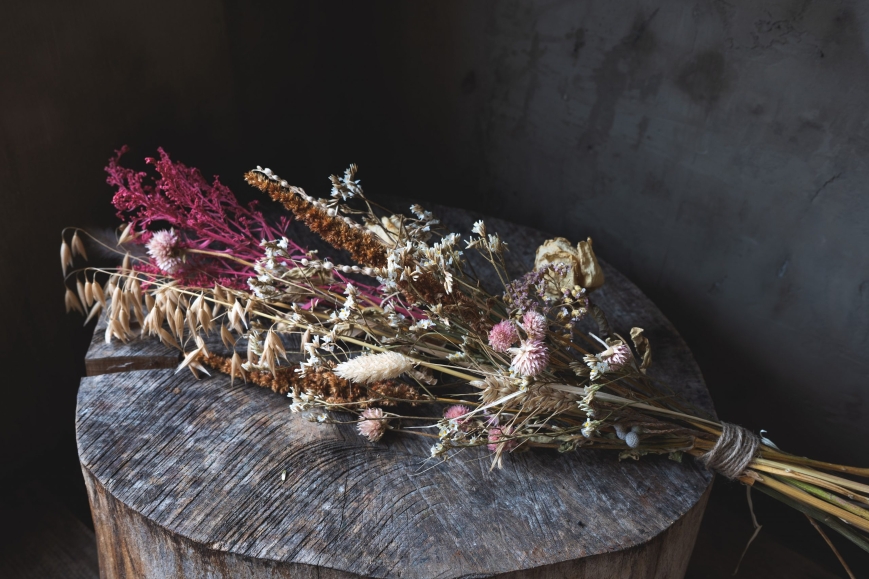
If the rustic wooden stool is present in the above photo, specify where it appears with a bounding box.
[76,207,715,578]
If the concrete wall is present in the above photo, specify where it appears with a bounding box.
[376,1,869,465]
[2,0,866,486]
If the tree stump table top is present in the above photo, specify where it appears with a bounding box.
[76,206,715,579]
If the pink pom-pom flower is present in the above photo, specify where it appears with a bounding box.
[603,342,632,370]
[444,404,472,431]
[146,229,183,274]
[487,426,518,452]
[444,404,471,421]
[488,320,518,352]
[509,339,549,377]
[521,310,548,340]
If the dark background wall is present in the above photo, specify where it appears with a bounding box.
[2,0,868,571]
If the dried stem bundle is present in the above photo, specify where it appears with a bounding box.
[63,155,869,569]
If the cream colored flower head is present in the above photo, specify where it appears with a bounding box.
[334,351,414,384]
[534,237,605,295]
[366,214,414,247]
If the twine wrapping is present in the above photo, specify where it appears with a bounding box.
[700,422,760,480]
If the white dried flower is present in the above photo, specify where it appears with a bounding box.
[487,234,503,253]
[412,318,435,332]
[587,359,609,380]
[443,271,454,294]
[582,417,603,438]
[289,389,316,413]
[430,442,446,458]
[334,351,415,384]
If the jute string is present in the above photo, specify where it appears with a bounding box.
[700,422,759,480]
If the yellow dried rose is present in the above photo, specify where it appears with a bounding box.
[534,237,605,294]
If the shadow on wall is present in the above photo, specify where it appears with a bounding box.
[2,0,868,528]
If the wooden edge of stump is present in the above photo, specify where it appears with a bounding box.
[82,462,711,579]
[85,354,180,377]
[83,313,298,377]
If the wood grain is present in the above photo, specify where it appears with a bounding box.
[76,207,715,578]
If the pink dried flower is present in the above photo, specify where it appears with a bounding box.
[444,404,471,421]
[444,404,473,431]
[602,342,632,370]
[488,320,518,352]
[146,229,183,274]
[357,407,387,442]
[509,339,549,377]
[487,426,518,452]
[521,310,548,340]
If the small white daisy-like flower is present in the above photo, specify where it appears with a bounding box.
[487,234,503,252]
[587,359,610,381]
[412,318,435,331]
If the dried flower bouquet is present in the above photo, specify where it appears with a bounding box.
[64,151,869,574]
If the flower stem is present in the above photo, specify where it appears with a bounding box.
[756,474,869,533]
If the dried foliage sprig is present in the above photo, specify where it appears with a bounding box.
[109,147,304,288]
[244,167,387,268]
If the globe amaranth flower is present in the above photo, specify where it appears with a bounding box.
[487,426,518,452]
[521,310,548,340]
[444,404,471,421]
[488,320,518,352]
[602,342,632,370]
[509,339,549,377]
[146,229,184,274]
[357,407,388,442]
[443,404,472,432]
